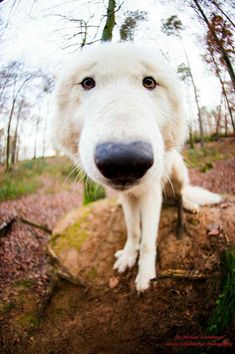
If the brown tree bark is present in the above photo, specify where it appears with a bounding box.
[101,0,116,41]
[209,48,235,134]
[11,97,24,164]
[192,0,235,90]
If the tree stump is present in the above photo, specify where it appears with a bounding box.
[50,198,235,287]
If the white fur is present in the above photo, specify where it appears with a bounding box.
[53,42,221,292]
[182,185,222,206]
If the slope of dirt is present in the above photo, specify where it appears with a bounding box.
[1,199,235,353]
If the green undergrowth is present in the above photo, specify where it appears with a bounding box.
[0,169,40,201]
[83,174,106,205]
[186,249,235,354]
[184,147,224,170]
[1,139,233,201]
[0,156,107,202]
[207,249,235,335]
[0,157,77,201]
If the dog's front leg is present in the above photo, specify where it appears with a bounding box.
[114,194,141,273]
[135,182,162,292]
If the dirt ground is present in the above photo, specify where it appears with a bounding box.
[0,138,235,353]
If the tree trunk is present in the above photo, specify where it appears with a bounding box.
[215,100,222,137]
[11,98,23,164]
[33,116,40,160]
[6,98,17,170]
[189,126,195,149]
[101,0,116,41]
[5,76,32,170]
[192,0,235,90]
[179,35,204,148]
[209,48,235,135]
[224,112,228,137]
[42,98,50,158]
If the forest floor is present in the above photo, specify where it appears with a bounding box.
[0,137,235,353]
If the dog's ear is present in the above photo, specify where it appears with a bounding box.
[162,77,188,151]
[51,72,81,162]
[164,103,188,151]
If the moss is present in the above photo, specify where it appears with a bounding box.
[51,207,92,254]
[188,217,199,226]
[13,279,35,289]
[0,302,16,313]
[86,268,97,281]
[46,285,81,322]
[19,313,41,329]
[53,228,88,254]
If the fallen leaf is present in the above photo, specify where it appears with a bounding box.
[207,223,220,236]
[109,276,119,288]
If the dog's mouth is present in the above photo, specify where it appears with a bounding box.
[107,179,140,191]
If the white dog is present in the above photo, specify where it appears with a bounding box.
[53,43,221,292]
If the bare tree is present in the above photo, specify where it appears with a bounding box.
[101,0,116,41]
[177,63,195,148]
[162,15,205,147]
[0,60,54,167]
[5,72,32,170]
[204,45,235,134]
[11,95,24,164]
[209,0,235,28]
[186,0,235,89]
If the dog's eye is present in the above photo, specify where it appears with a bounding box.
[80,77,96,90]
[143,77,157,90]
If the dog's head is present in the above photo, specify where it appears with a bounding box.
[53,43,187,192]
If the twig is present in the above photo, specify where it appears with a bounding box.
[47,245,89,287]
[158,269,221,280]
[37,271,59,315]
[19,217,52,235]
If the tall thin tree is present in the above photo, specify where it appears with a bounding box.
[162,15,204,147]
[189,0,235,90]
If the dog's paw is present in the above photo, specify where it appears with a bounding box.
[113,249,137,273]
[135,273,153,292]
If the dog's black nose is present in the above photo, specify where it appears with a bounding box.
[95,141,153,185]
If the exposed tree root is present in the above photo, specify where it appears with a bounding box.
[158,269,221,280]
[19,217,52,235]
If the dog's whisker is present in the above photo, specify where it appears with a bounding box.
[69,165,86,194]
[71,172,82,194]
[161,180,167,200]
[165,174,176,198]
[183,157,194,168]
[63,164,80,184]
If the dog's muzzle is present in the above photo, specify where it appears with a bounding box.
[94,141,154,189]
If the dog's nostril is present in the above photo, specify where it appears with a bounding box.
[95,141,153,184]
